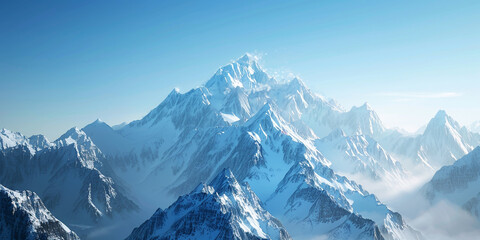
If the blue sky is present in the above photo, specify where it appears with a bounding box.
[1,0,479,139]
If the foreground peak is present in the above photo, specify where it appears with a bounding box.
[126,168,291,240]
[0,184,80,240]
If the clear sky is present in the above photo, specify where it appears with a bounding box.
[1,0,479,139]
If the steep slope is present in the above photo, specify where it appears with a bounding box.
[380,110,480,170]
[126,169,291,240]
[66,54,424,239]
[1,128,34,153]
[137,100,420,239]
[28,134,53,152]
[142,102,321,203]
[0,127,138,235]
[342,103,385,138]
[109,87,228,187]
[259,78,385,139]
[0,184,79,240]
[423,147,480,220]
[266,161,422,240]
[87,55,389,200]
[205,53,275,95]
[43,128,138,225]
[420,110,480,168]
[316,129,406,184]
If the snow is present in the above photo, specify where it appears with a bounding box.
[5,53,466,239]
[0,184,80,240]
[126,169,291,240]
[380,110,480,171]
[220,112,240,123]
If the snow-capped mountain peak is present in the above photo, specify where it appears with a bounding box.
[360,102,373,111]
[245,102,303,142]
[56,127,91,146]
[237,52,260,65]
[346,102,385,136]
[423,146,480,221]
[126,169,291,240]
[208,168,243,195]
[0,128,52,153]
[316,129,406,185]
[82,119,131,156]
[426,110,458,130]
[28,134,52,151]
[205,53,275,94]
[55,127,103,169]
[420,110,480,167]
[287,77,307,90]
[92,118,104,124]
[0,184,79,240]
[0,128,30,150]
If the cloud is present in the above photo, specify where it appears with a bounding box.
[410,200,480,240]
[378,92,462,101]
[378,182,480,240]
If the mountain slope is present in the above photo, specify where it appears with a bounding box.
[77,54,423,239]
[266,161,422,240]
[316,129,406,184]
[126,169,291,240]
[380,110,480,170]
[0,184,79,240]
[139,102,317,205]
[0,127,138,235]
[423,146,480,220]
[82,119,131,156]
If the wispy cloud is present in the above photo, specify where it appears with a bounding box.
[378,92,462,102]
[379,92,462,99]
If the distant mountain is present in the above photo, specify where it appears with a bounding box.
[126,169,291,240]
[0,128,53,153]
[423,146,480,220]
[316,128,406,183]
[380,110,480,170]
[82,119,131,156]
[0,127,138,235]
[258,77,385,139]
[112,122,128,130]
[0,184,79,240]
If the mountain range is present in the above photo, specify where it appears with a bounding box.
[1,54,479,239]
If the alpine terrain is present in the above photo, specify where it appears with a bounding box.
[3,54,479,239]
